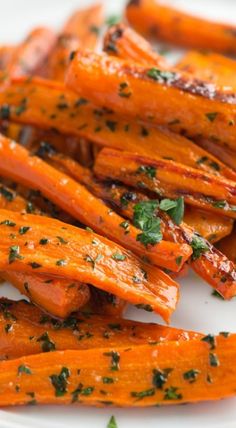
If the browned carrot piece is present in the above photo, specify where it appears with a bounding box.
[0,298,202,359]
[7,27,56,77]
[217,225,236,264]
[0,76,235,180]
[126,0,236,54]
[196,137,236,173]
[66,50,236,153]
[0,333,236,406]
[87,287,128,317]
[47,4,103,81]
[177,51,236,90]
[94,148,236,219]
[104,23,167,67]
[43,148,234,244]
[0,208,180,322]
[0,45,15,70]
[0,135,191,272]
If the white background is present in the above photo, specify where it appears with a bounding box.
[0,1,236,427]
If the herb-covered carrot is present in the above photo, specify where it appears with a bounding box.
[0,208,179,321]
[47,4,103,80]
[66,50,236,153]
[104,23,167,68]
[217,225,236,264]
[0,135,191,272]
[0,333,235,406]
[94,148,236,219]
[126,0,236,54]
[7,27,56,77]
[0,76,235,180]
[0,298,202,359]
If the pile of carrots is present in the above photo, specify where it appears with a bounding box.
[0,0,235,409]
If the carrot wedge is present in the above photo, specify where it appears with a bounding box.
[47,4,103,80]
[104,23,167,67]
[0,298,201,359]
[7,27,56,78]
[66,50,236,152]
[0,333,236,406]
[0,135,191,272]
[196,137,236,173]
[177,51,236,90]
[94,148,236,219]
[126,0,236,54]
[217,225,236,264]
[0,76,235,180]
[0,208,179,321]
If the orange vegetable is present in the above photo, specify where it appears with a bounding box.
[0,45,15,70]
[177,51,236,90]
[7,27,56,77]
[126,0,236,54]
[196,137,236,173]
[0,208,179,322]
[0,135,191,272]
[104,23,167,67]
[0,298,201,359]
[217,225,236,264]
[66,50,236,153]
[0,76,235,180]
[47,4,103,81]
[87,288,128,317]
[94,148,236,219]
[0,333,235,406]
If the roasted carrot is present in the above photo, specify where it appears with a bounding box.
[7,27,56,78]
[0,135,191,272]
[0,76,235,180]
[104,23,167,67]
[0,208,180,321]
[47,4,103,81]
[0,45,15,71]
[217,225,236,264]
[126,0,236,54]
[0,298,202,359]
[196,137,236,173]
[0,333,235,406]
[66,50,236,152]
[94,148,236,219]
[87,287,128,317]
[177,51,236,90]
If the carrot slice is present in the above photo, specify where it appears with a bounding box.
[0,135,191,272]
[66,50,236,153]
[104,22,167,67]
[126,0,236,54]
[47,4,103,81]
[7,27,56,78]
[0,76,235,180]
[217,225,236,264]
[0,298,201,359]
[94,148,236,219]
[0,333,235,406]
[0,208,179,321]
[177,51,236,90]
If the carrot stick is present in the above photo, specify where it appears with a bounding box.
[87,288,128,317]
[217,225,236,264]
[0,298,201,359]
[196,137,236,173]
[0,76,235,180]
[0,135,191,272]
[40,148,236,297]
[177,51,236,90]
[0,45,15,71]
[126,0,236,54]
[94,148,236,219]
[47,4,103,81]
[66,50,236,153]
[43,147,234,244]
[0,208,179,322]
[104,23,167,67]
[7,27,56,78]
[0,333,235,406]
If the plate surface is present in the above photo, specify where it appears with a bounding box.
[0,0,236,427]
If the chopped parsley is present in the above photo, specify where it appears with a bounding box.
[136,165,156,179]
[19,226,30,235]
[50,367,70,397]
[36,332,56,352]
[107,416,118,428]
[56,259,67,266]
[84,254,102,269]
[191,235,209,260]
[0,186,14,201]
[205,112,218,122]
[159,197,184,225]
[39,238,49,245]
[131,388,155,400]
[9,245,23,264]
[118,82,131,98]
[104,351,120,371]
[18,365,32,375]
[152,368,172,389]
[147,68,177,83]
[164,386,182,400]
[112,253,126,261]
[209,353,219,367]
[105,15,121,26]
[211,290,224,300]
[183,369,200,383]
[1,219,16,227]
[133,200,162,246]
[201,334,216,350]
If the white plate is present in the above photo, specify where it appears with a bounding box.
[0,0,236,427]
